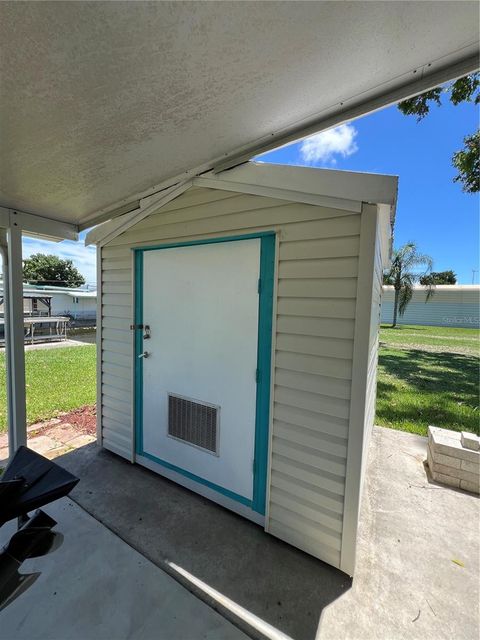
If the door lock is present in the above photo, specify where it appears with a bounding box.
[143,325,151,339]
[138,351,150,359]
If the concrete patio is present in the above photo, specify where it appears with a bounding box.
[0,499,248,640]
[319,426,479,639]
[1,426,478,640]
[0,410,96,465]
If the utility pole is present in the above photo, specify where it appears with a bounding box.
[472,269,478,284]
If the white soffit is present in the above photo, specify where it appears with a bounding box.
[0,1,478,229]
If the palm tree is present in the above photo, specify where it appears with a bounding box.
[383,242,433,327]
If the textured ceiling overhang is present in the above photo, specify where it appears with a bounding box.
[0,1,478,229]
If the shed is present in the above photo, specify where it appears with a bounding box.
[89,162,397,575]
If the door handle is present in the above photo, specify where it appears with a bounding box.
[138,351,150,359]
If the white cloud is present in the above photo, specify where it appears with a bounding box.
[21,236,97,286]
[300,123,358,165]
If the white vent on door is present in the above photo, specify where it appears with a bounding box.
[167,393,220,455]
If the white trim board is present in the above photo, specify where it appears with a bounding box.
[86,181,193,246]
[0,207,78,242]
[193,176,363,213]
[198,163,398,206]
[340,203,379,576]
[95,245,103,447]
[86,163,397,247]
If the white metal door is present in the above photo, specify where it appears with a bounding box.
[140,238,261,501]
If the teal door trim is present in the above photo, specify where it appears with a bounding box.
[133,232,275,515]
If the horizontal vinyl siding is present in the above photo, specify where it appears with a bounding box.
[275,316,355,340]
[100,246,133,460]
[101,186,362,568]
[381,287,480,328]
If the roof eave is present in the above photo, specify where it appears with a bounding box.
[86,163,399,247]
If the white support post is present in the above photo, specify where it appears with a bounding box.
[96,245,103,446]
[5,223,27,454]
[0,208,77,459]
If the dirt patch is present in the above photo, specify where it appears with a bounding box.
[29,405,97,438]
[59,405,96,435]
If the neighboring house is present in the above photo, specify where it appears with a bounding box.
[381,285,480,328]
[88,162,398,576]
[0,283,97,323]
[53,289,97,322]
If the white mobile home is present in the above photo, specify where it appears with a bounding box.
[27,286,97,322]
[381,285,480,328]
[53,289,97,322]
[0,283,97,322]
[89,163,397,575]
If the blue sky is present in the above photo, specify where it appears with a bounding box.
[21,92,479,285]
[22,233,97,287]
[258,96,479,284]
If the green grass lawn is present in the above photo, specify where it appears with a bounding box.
[1,326,478,439]
[376,324,479,436]
[379,323,479,354]
[0,345,96,433]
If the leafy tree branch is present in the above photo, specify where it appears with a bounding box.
[23,254,85,288]
[398,73,479,193]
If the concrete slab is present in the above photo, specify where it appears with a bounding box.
[2,427,478,640]
[56,443,350,640]
[55,427,480,640]
[319,427,479,640]
[0,499,249,640]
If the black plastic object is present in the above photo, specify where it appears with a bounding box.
[3,510,58,562]
[0,509,60,611]
[0,446,79,527]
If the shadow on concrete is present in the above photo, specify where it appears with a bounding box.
[57,443,350,640]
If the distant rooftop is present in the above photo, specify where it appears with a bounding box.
[383,284,479,291]
[0,280,96,296]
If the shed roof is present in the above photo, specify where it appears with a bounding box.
[0,282,97,296]
[64,291,97,299]
[86,162,398,246]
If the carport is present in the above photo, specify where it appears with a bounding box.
[0,1,478,505]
